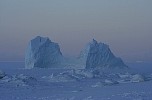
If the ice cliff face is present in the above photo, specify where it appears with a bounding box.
[25,36,63,69]
[79,39,127,69]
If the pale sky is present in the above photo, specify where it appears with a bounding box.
[0,0,152,62]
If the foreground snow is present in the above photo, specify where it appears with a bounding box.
[0,62,152,100]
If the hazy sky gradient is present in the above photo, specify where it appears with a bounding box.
[0,0,152,62]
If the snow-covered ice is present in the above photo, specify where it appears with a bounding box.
[0,62,152,100]
[131,74,145,83]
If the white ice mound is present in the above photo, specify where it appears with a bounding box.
[131,74,145,83]
[92,79,119,87]
[25,36,63,69]
[79,39,127,69]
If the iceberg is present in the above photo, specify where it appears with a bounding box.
[79,39,127,69]
[25,36,63,69]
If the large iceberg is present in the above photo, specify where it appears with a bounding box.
[79,39,127,69]
[25,36,63,69]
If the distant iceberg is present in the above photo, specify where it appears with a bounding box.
[25,36,63,69]
[79,39,127,69]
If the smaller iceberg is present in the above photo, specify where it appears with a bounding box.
[79,39,127,69]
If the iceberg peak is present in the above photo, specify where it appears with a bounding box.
[92,39,98,44]
[34,36,50,43]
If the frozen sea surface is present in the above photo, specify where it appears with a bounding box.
[0,61,152,100]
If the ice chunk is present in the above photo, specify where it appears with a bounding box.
[131,74,145,83]
[74,70,94,78]
[25,36,63,68]
[104,79,119,85]
[92,79,119,87]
